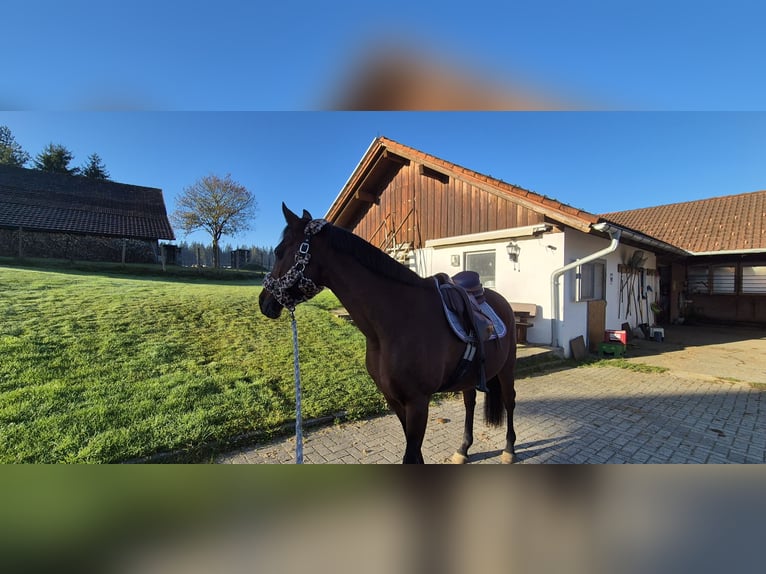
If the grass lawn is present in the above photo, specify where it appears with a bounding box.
[0,264,386,463]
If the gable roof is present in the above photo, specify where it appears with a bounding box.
[601,190,766,255]
[326,136,599,234]
[0,164,175,240]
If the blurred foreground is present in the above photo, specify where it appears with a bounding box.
[1,466,762,574]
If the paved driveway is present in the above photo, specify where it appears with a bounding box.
[217,325,765,464]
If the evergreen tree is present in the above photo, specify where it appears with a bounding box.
[33,143,79,175]
[80,152,110,179]
[0,125,31,167]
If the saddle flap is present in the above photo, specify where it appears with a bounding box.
[437,281,506,343]
[440,284,468,317]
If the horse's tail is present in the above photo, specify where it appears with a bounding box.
[484,375,504,427]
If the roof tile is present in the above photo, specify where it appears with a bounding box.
[601,190,766,253]
[0,165,174,240]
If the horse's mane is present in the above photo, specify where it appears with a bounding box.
[323,224,425,287]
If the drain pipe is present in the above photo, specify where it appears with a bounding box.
[550,223,621,349]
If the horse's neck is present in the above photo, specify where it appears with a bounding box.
[319,251,427,340]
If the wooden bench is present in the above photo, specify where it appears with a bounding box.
[511,302,537,344]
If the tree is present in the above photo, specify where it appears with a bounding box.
[33,143,79,175]
[0,125,31,167]
[80,152,110,179]
[171,174,257,268]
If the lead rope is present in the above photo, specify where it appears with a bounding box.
[289,309,304,464]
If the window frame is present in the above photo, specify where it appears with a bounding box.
[741,264,766,294]
[686,261,766,296]
[575,259,606,302]
[464,249,497,289]
[711,265,736,294]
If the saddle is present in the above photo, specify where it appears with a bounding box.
[437,271,496,342]
[434,271,507,392]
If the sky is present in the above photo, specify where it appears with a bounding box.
[2,111,765,248]
[3,2,766,111]
[3,2,766,247]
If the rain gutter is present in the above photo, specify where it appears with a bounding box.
[550,222,621,348]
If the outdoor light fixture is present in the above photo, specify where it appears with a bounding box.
[506,240,520,262]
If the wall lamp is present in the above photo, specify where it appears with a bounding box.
[506,240,521,262]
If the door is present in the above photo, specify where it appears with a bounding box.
[587,300,607,352]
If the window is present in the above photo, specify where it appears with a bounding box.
[687,266,709,294]
[465,250,496,288]
[576,260,605,301]
[711,265,736,294]
[742,265,766,294]
[688,265,736,294]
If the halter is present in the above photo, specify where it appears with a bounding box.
[263,219,328,312]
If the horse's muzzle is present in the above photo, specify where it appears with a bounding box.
[259,289,284,319]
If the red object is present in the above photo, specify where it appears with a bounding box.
[604,330,627,345]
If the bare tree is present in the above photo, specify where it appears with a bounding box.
[171,174,257,268]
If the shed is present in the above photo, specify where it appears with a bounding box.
[0,164,175,263]
[602,190,766,325]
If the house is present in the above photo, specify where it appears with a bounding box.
[602,191,766,325]
[325,136,689,357]
[0,164,175,263]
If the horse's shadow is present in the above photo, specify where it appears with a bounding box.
[465,436,572,463]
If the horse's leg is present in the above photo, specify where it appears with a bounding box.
[402,397,429,464]
[385,396,407,433]
[498,356,518,464]
[451,389,476,464]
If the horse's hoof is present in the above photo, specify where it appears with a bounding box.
[451,452,468,464]
[501,451,516,464]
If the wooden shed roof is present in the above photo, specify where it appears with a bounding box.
[326,136,600,234]
[0,164,175,240]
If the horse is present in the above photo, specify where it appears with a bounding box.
[259,204,518,464]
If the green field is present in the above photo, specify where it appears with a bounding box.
[0,264,386,463]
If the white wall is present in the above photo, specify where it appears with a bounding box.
[415,229,566,346]
[559,229,657,354]
[414,226,660,357]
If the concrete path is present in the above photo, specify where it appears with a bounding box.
[217,324,765,464]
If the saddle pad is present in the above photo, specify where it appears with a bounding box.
[439,287,508,343]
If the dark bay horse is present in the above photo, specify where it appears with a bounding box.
[259,204,517,464]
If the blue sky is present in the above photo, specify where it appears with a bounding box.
[3,2,766,111]
[3,3,766,247]
[2,112,765,248]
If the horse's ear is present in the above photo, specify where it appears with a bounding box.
[302,209,313,220]
[282,203,300,226]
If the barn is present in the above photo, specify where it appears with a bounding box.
[325,137,764,357]
[0,164,175,264]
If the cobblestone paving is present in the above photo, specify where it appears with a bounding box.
[217,365,765,464]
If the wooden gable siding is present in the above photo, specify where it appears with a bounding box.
[352,161,546,250]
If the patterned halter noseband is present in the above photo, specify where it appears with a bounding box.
[262,219,328,312]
